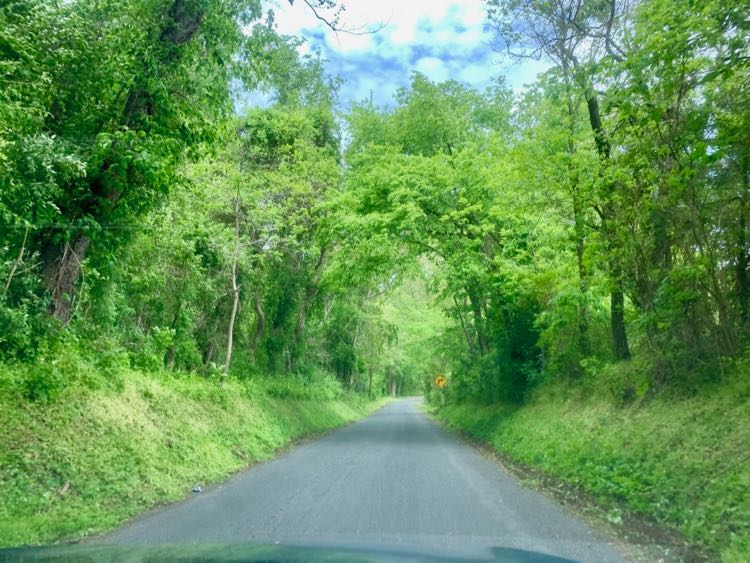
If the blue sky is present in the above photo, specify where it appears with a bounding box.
[265,0,550,108]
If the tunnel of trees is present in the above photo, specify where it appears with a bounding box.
[1,0,749,402]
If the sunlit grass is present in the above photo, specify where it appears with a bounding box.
[436,371,750,561]
[0,368,385,547]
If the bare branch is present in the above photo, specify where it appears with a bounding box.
[3,225,30,297]
[288,0,387,37]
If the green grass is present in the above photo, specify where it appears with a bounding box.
[434,373,750,562]
[0,367,386,547]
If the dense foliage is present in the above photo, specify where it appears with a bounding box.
[0,0,412,396]
[437,371,750,560]
[1,0,749,406]
[344,0,750,403]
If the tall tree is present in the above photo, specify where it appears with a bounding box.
[486,0,634,359]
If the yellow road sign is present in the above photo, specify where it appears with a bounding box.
[435,375,446,388]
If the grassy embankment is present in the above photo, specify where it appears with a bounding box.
[0,364,385,547]
[434,365,750,561]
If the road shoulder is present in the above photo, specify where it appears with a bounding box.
[421,402,713,563]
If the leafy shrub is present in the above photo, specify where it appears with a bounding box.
[259,369,344,400]
[21,363,66,402]
[87,336,129,391]
[436,367,750,560]
[535,286,610,380]
[20,341,86,402]
[7,334,129,401]
[0,276,50,362]
[130,327,175,371]
[0,304,33,359]
[598,357,652,404]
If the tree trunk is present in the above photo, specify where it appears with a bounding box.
[368,367,373,399]
[165,343,176,371]
[453,295,476,354]
[651,204,672,273]
[164,297,183,370]
[203,341,216,368]
[611,284,630,360]
[39,0,207,325]
[566,94,590,357]
[41,235,91,324]
[251,291,265,354]
[3,225,30,298]
[466,285,488,356]
[293,306,307,348]
[738,162,749,326]
[586,95,611,159]
[223,259,239,380]
[223,197,241,384]
[573,195,590,355]
[586,93,631,360]
[293,246,327,346]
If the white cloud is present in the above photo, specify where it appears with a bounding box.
[261,0,550,107]
[414,56,448,82]
[502,59,552,91]
[457,62,488,85]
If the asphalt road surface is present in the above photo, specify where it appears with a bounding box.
[103,398,625,562]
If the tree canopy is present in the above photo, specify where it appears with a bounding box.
[1,0,749,402]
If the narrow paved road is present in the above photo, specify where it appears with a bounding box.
[104,398,625,561]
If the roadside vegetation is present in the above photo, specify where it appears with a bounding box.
[0,357,384,546]
[1,0,748,558]
[433,365,750,561]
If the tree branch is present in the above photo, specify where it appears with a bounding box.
[289,0,387,36]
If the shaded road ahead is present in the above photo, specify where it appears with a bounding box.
[105,398,625,561]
